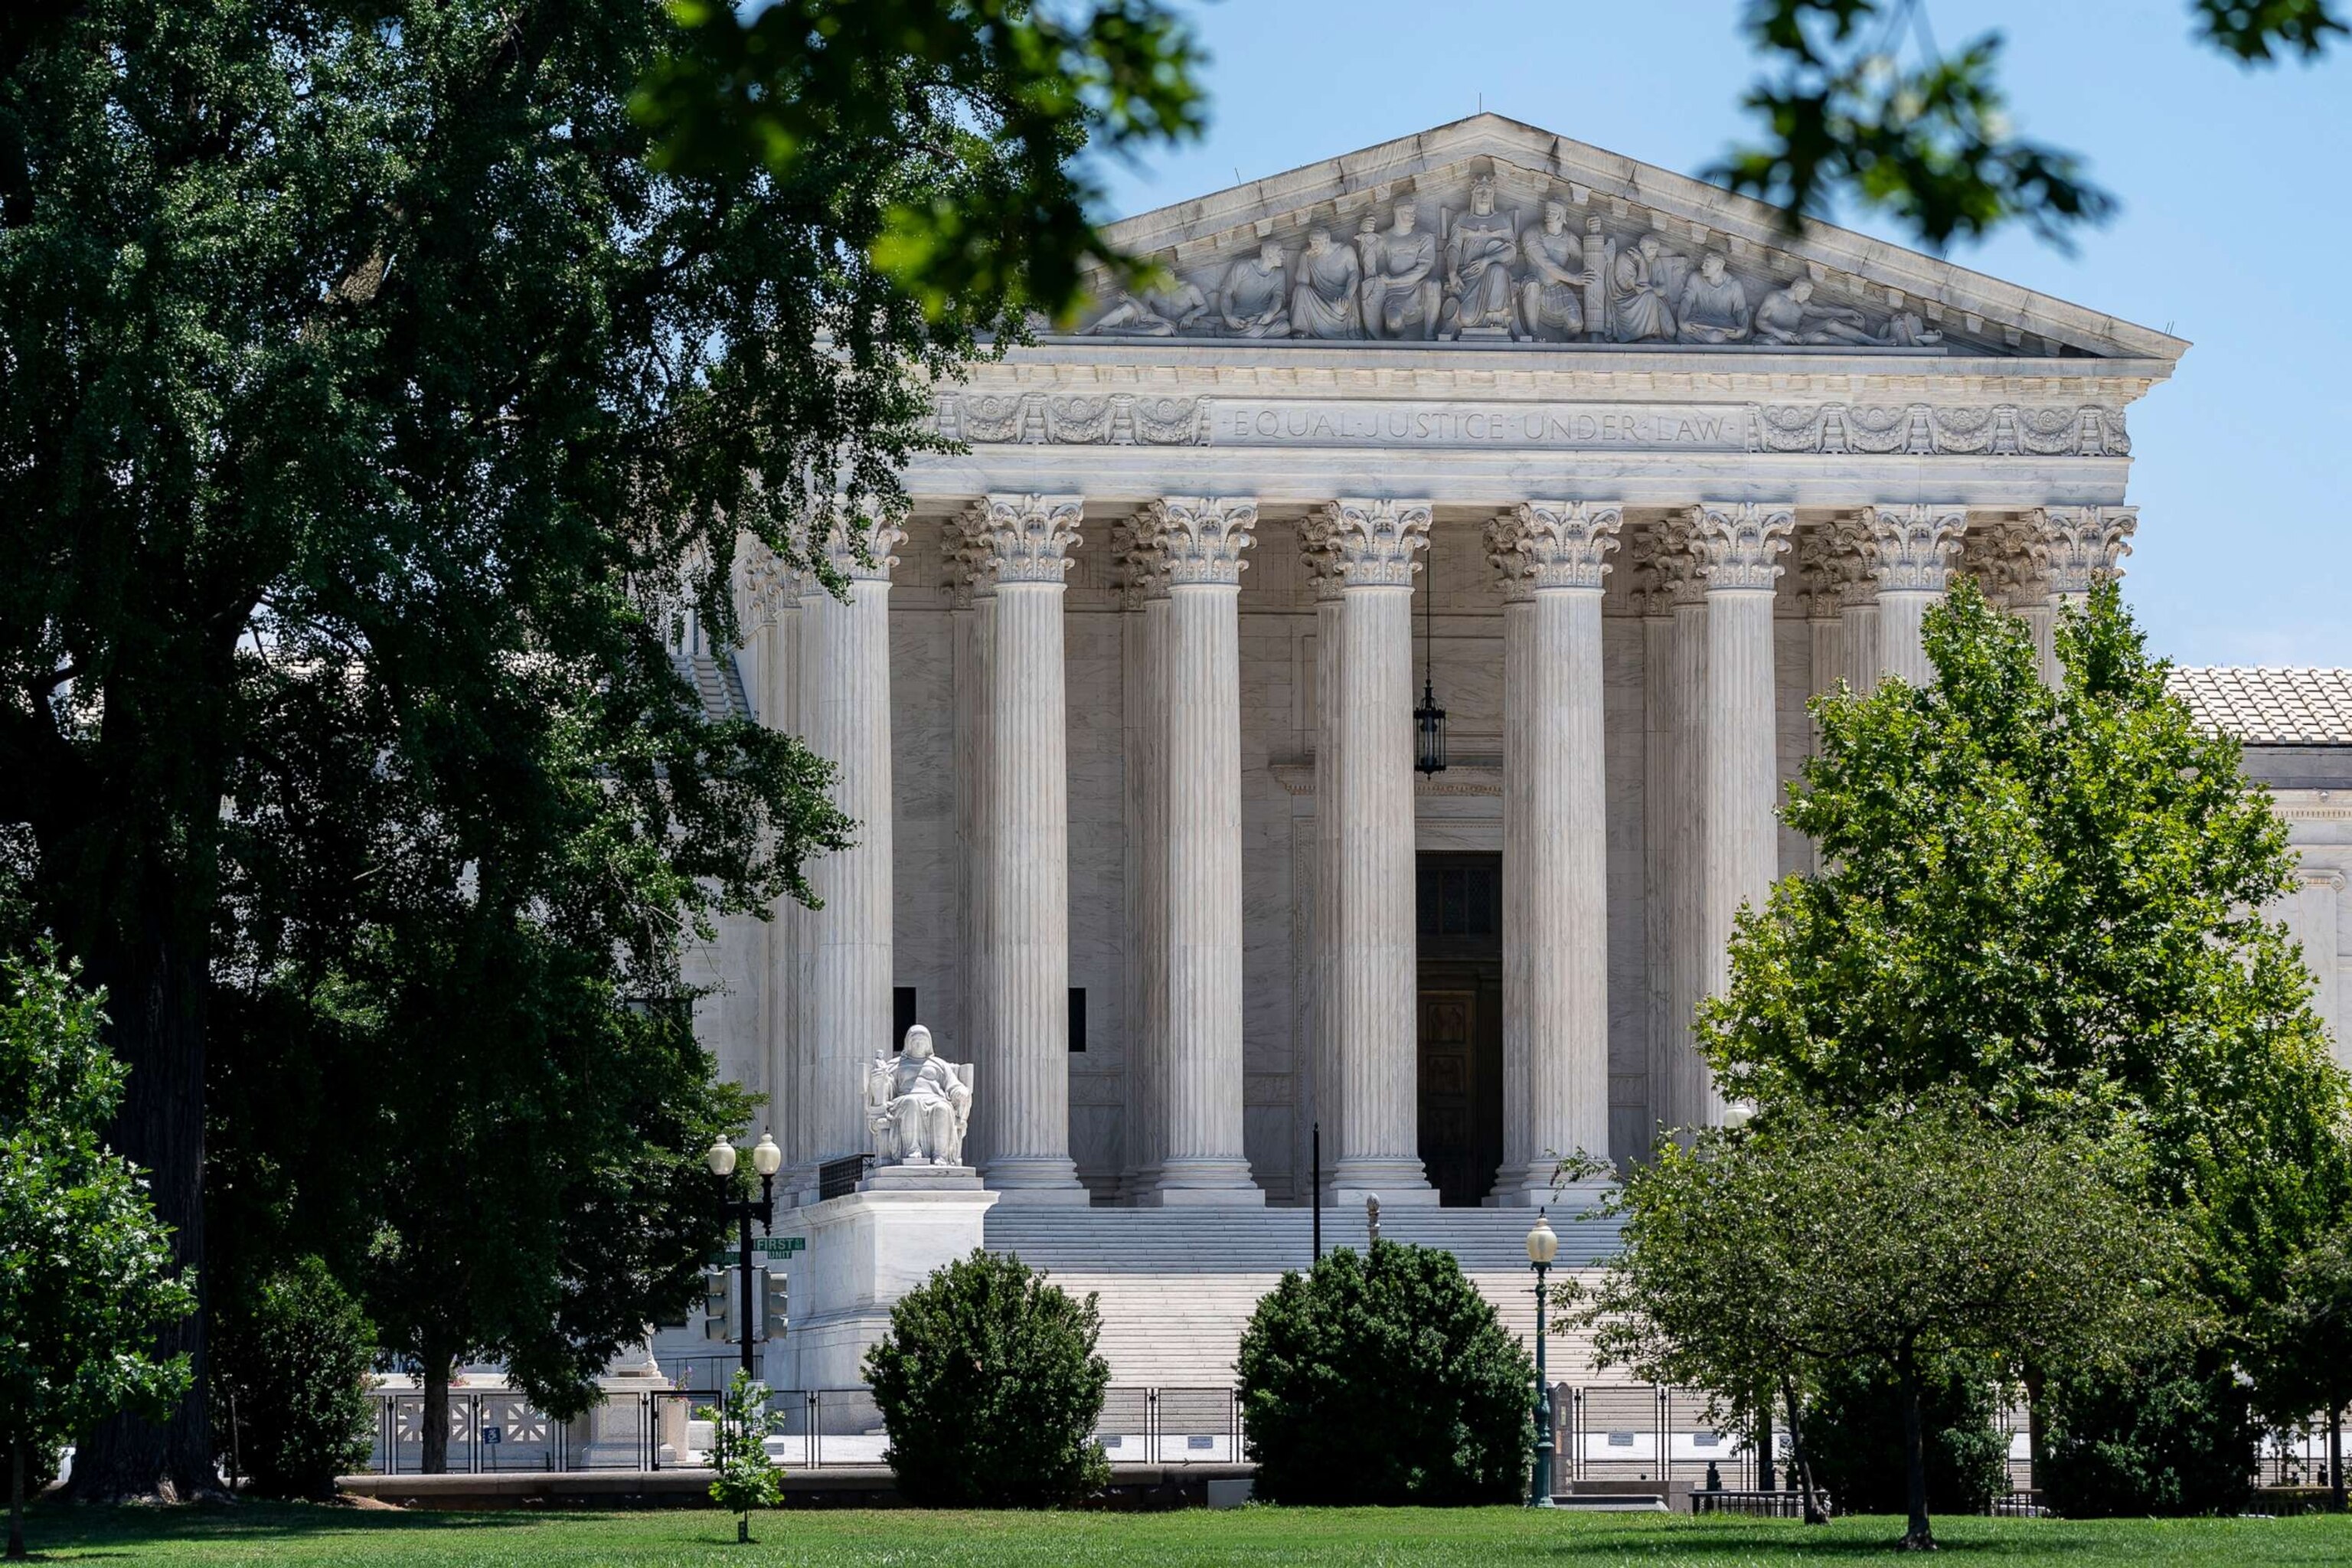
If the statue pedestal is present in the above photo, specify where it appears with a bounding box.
[772,1186,1000,1389]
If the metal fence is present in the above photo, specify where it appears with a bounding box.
[359,1384,1244,1475]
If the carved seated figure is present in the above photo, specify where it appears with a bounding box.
[1289,226,1363,339]
[1357,201,1440,341]
[1438,177,1518,339]
[1516,198,1589,342]
[867,1025,973,1167]
[1218,240,1291,338]
[1674,252,1753,344]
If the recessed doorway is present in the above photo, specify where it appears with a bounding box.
[1416,853,1504,1207]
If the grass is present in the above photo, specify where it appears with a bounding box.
[11,1504,2352,1566]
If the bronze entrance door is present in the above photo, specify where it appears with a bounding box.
[1416,853,1504,1207]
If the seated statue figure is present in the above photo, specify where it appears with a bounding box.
[1218,239,1292,338]
[1516,198,1589,341]
[1356,201,1440,341]
[1609,234,1676,342]
[1289,226,1363,338]
[1152,277,1214,333]
[1674,252,1753,344]
[1437,177,1518,339]
[867,1024,974,1167]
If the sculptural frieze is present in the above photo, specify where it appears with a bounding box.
[867,1025,974,1167]
[1068,174,2032,353]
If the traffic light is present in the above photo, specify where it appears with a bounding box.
[761,1270,789,1341]
[702,1267,735,1344]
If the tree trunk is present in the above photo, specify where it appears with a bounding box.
[1780,1371,1824,1525]
[1900,1368,1934,1551]
[422,1348,453,1476]
[10,1439,25,1562]
[62,903,218,1503]
[2331,1405,2344,1514]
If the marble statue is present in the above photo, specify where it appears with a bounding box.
[1083,289,1178,337]
[1674,253,1752,344]
[1438,177,1518,339]
[1516,198,1589,341]
[1289,226,1364,339]
[1754,278,1941,347]
[1357,201,1440,341]
[1609,234,1677,342]
[1153,277,1214,333]
[867,1024,974,1166]
[1218,240,1292,338]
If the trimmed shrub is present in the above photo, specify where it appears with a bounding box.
[1801,1355,2010,1517]
[2040,1344,2258,1517]
[864,1250,1110,1507]
[1236,1239,1534,1504]
[208,1256,377,1499]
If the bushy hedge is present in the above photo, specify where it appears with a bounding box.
[2040,1344,2258,1517]
[1236,1240,1534,1504]
[208,1256,378,1499]
[1800,1355,2010,1517]
[864,1250,1109,1507]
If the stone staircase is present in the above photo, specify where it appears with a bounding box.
[984,1206,1619,1387]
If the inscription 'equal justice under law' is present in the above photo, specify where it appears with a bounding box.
[1214,400,1749,450]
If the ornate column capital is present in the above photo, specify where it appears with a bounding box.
[963,493,1084,584]
[1109,516,1170,609]
[1483,513,1532,604]
[2032,505,2137,597]
[1688,503,1796,592]
[737,536,805,628]
[1792,524,1852,618]
[1863,504,1969,593]
[1314,498,1433,588]
[1963,518,2046,609]
[815,508,908,583]
[944,518,995,609]
[1504,501,1625,591]
[1151,496,1259,587]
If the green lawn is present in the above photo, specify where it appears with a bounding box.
[14,1504,2352,1566]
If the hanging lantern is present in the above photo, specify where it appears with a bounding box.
[1416,531,1448,776]
[1415,677,1448,776]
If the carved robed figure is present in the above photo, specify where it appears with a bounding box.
[867,1024,975,1166]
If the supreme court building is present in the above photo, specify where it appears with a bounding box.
[667,117,2352,1389]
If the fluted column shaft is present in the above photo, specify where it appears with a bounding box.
[968,495,1087,1201]
[1693,505,1796,1132]
[1661,538,1713,1138]
[1320,499,1436,1202]
[1867,505,1968,686]
[1309,570,1346,1192]
[1491,567,1534,1196]
[1114,527,1168,1197]
[1498,503,1620,1201]
[1147,498,1262,1204]
[951,528,997,1168]
[756,577,805,1166]
[1638,581,1674,1156]
[800,517,904,1175]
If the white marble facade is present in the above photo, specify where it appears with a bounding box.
[697,116,2351,1214]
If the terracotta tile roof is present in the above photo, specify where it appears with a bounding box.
[2167,667,2352,746]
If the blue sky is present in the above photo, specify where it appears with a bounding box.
[1092,1,2350,668]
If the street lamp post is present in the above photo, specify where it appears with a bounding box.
[705,1132,784,1385]
[1526,1210,1560,1508]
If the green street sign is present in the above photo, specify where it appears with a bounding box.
[704,1235,805,1268]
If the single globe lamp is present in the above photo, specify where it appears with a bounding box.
[704,1135,738,1178]
[750,1132,782,1178]
[1525,1211,1559,1268]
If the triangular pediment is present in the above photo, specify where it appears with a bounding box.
[1077,113,2181,362]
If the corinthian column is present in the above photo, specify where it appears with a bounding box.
[2031,505,2137,684]
[743,541,805,1167]
[1319,498,1436,1204]
[1834,517,1881,695]
[800,511,906,1178]
[949,523,995,1167]
[1865,504,1968,685]
[1496,502,1621,1202]
[1146,497,1263,1204]
[1485,516,1534,1198]
[1690,503,1796,1130]
[1657,521,1713,1138]
[1304,530,1347,1194]
[1114,522,1168,1199]
[963,494,1088,1202]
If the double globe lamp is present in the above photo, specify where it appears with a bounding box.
[706,1132,783,1383]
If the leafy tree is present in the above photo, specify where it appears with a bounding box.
[1575,1099,2184,1550]
[0,0,1196,1496]
[0,949,195,1558]
[2040,1339,2259,1518]
[705,1371,784,1544]
[1704,582,2352,1330]
[207,1256,375,1501]
[2252,1231,2352,1512]
[864,1251,1111,1508]
[1237,1240,1533,1507]
[1716,0,2341,250]
[1801,1354,2011,1519]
